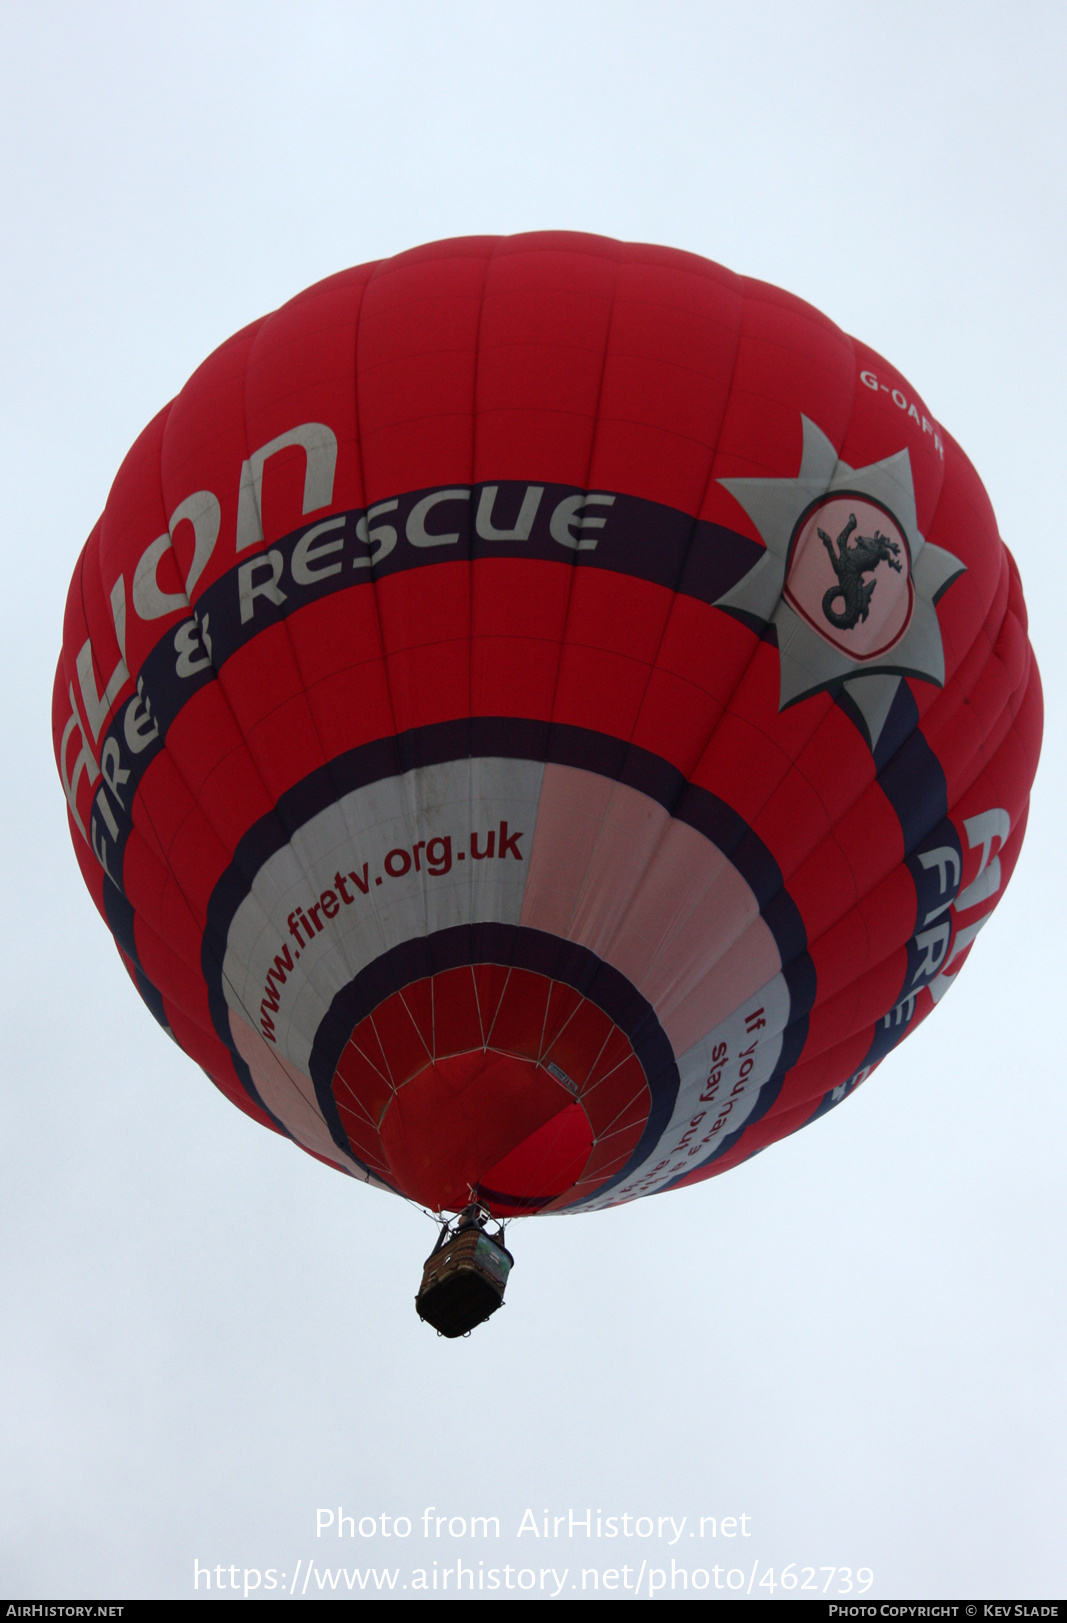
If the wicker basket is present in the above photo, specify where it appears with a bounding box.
[416,1228,514,1338]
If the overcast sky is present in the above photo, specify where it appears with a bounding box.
[1,1,1064,1601]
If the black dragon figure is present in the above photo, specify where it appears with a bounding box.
[818,512,903,631]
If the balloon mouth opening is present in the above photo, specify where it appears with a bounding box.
[328,965,653,1215]
[380,1049,595,1215]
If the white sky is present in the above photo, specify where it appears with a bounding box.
[1,0,1064,1601]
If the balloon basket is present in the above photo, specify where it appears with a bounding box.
[415,1208,514,1338]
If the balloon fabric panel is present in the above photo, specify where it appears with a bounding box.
[54,233,1042,1217]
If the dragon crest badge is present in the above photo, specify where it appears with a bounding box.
[715,415,966,749]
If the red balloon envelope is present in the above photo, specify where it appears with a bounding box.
[53,233,1042,1216]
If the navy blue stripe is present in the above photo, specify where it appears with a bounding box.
[87,485,762,902]
[102,875,138,962]
[872,682,947,848]
[665,683,956,1183]
[102,875,169,1030]
[308,923,680,1206]
[101,824,292,1127]
[861,682,958,1069]
[201,719,813,1084]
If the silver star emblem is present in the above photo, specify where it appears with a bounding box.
[715,416,965,749]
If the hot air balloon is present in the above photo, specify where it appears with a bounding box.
[53,233,1041,1334]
